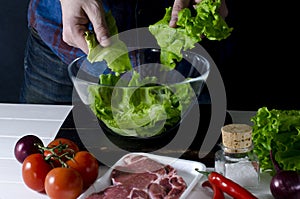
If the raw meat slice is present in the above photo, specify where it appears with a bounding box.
[85,154,187,199]
[86,185,131,199]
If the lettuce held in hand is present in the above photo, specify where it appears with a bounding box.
[251,107,300,173]
[149,0,233,69]
[84,3,229,137]
[84,10,197,137]
[85,11,132,74]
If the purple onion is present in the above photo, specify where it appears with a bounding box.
[14,134,44,163]
[269,150,300,199]
[270,170,300,199]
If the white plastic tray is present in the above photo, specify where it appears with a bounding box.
[78,152,206,199]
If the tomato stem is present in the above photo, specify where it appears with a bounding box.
[38,141,75,167]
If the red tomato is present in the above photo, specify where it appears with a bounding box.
[67,151,99,189]
[45,167,83,199]
[44,138,80,167]
[22,153,53,192]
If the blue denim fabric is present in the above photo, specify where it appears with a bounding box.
[20,0,175,104]
[103,0,173,32]
[20,27,73,104]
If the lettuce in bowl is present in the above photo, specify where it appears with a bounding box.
[82,0,233,137]
[88,70,195,137]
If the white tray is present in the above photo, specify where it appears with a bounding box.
[78,152,206,199]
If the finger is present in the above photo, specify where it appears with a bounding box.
[60,0,90,53]
[219,0,228,19]
[72,27,89,53]
[83,1,111,47]
[169,0,190,28]
[62,20,89,54]
[94,27,111,47]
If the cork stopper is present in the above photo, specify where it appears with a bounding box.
[221,124,253,153]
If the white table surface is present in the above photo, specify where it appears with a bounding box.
[0,103,274,199]
[0,103,73,199]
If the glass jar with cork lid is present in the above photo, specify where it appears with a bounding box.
[215,123,260,187]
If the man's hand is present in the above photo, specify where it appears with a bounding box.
[169,0,228,28]
[60,0,111,54]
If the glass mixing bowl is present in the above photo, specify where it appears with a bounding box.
[68,48,210,141]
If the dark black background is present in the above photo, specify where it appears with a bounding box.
[0,0,299,111]
[0,0,29,103]
[206,0,300,111]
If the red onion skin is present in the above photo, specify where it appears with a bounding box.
[270,170,300,199]
[14,134,43,163]
[269,150,300,199]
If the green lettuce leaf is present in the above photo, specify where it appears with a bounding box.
[88,71,195,137]
[251,107,300,173]
[85,11,132,74]
[84,6,231,137]
[149,0,233,69]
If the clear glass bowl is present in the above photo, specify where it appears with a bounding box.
[68,48,210,140]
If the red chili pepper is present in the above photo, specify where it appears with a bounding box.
[202,180,225,199]
[196,169,258,199]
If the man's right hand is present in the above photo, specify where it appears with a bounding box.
[60,0,111,54]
